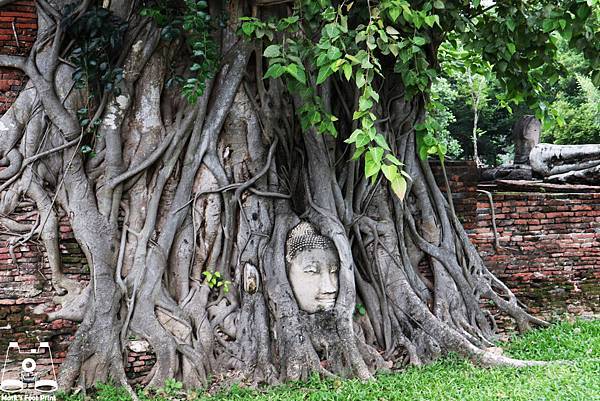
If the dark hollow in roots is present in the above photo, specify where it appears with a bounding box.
[0,1,547,397]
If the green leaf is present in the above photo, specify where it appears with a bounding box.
[317,50,332,66]
[263,44,281,58]
[346,54,360,64]
[423,134,436,146]
[327,46,342,61]
[433,0,445,9]
[356,71,366,88]
[413,36,427,46]
[366,37,377,50]
[331,59,345,72]
[356,132,370,147]
[364,154,380,179]
[542,19,555,33]
[506,18,516,32]
[558,19,566,30]
[355,31,367,43]
[391,175,407,199]
[369,146,384,164]
[385,26,400,35]
[342,63,352,81]
[366,86,380,102]
[385,154,402,166]
[317,65,334,84]
[351,147,365,160]
[345,129,362,144]
[286,64,306,84]
[359,97,373,111]
[309,110,322,124]
[381,164,398,181]
[576,5,590,19]
[241,22,255,36]
[424,15,438,28]
[374,134,391,151]
[353,110,368,120]
[507,42,516,56]
[264,64,286,79]
[388,7,400,22]
[561,25,573,41]
[437,143,447,156]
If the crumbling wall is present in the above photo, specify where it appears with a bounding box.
[432,161,599,329]
[0,0,36,113]
[471,192,600,326]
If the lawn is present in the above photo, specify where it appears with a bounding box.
[60,319,599,401]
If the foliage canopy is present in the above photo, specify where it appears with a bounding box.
[235,0,600,187]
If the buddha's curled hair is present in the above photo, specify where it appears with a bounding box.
[285,222,336,263]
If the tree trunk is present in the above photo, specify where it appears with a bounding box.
[0,0,547,394]
[467,69,482,166]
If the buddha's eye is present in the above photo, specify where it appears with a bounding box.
[304,264,320,274]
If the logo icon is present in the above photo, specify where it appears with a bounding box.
[1,342,58,394]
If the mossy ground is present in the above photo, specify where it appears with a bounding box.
[58,319,600,401]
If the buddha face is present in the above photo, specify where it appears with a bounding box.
[288,247,339,313]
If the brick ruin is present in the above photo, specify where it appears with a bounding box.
[434,161,599,330]
[0,1,598,386]
[0,0,36,114]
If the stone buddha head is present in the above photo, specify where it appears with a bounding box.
[286,222,339,313]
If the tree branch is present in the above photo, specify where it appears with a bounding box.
[0,54,26,70]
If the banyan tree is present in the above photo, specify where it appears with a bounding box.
[0,0,598,397]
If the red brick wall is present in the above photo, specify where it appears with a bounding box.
[0,0,36,113]
[471,192,600,321]
[0,205,85,385]
[434,162,600,327]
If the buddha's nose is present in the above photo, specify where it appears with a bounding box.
[321,272,337,294]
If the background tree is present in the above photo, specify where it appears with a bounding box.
[439,43,495,165]
[436,38,599,166]
[0,0,598,398]
[542,49,600,145]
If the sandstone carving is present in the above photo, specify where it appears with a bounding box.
[483,115,600,185]
[530,143,600,184]
[285,222,339,313]
[514,115,541,165]
[482,115,541,181]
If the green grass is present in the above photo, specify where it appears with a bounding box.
[58,319,600,401]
